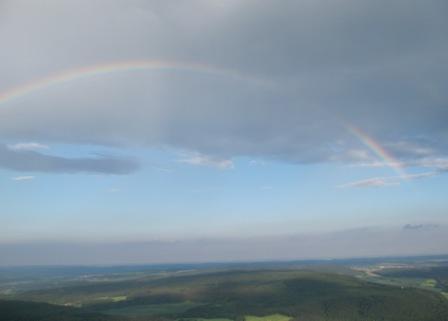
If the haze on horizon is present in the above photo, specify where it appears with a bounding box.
[1,0,448,266]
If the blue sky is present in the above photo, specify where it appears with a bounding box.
[1,0,448,264]
[2,144,447,243]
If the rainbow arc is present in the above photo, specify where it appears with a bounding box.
[0,60,263,106]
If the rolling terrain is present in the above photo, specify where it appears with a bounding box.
[1,259,448,321]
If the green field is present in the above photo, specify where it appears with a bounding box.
[181,318,233,321]
[421,279,438,288]
[245,314,291,321]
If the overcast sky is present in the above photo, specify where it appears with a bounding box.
[1,0,447,265]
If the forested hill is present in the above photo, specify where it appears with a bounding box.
[2,270,448,321]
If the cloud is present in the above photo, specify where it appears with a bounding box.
[339,172,437,188]
[353,156,448,172]
[11,175,35,181]
[0,144,139,174]
[7,142,49,151]
[403,224,439,231]
[249,159,266,166]
[0,0,447,168]
[179,153,234,169]
[339,177,398,188]
[150,166,173,173]
[413,158,448,171]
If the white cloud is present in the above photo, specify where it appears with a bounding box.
[150,166,173,173]
[7,142,49,152]
[386,141,435,157]
[413,158,448,171]
[350,155,448,176]
[179,153,234,170]
[338,172,437,188]
[344,149,374,162]
[338,177,398,188]
[11,175,35,181]
[249,159,266,166]
[401,172,438,180]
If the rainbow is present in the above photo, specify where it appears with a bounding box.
[345,124,406,177]
[0,60,264,106]
[0,62,405,177]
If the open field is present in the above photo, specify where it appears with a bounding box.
[245,314,291,321]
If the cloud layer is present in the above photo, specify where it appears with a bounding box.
[1,226,447,265]
[0,0,447,170]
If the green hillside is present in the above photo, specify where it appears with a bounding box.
[4,269,448,321]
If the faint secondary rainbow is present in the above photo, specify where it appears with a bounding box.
[345,124,406,177]
[0,60,264,106]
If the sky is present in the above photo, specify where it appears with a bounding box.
[1,0,448,265]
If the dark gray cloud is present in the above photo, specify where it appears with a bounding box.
[0,0,447,167]
[0,144,139,174]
